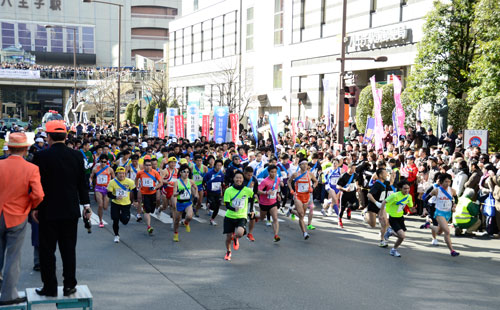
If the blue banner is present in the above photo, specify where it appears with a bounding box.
[269,114,279,155]
[152,108,159,137]
[213,106,229,143]
[248,110,259,146]
[363,117,375,145]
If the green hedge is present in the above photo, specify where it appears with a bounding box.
[467,95,500,151]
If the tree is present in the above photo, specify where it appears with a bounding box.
[142,71,174,106]
[210,61,254,120]
[467,95,500,151]
[85,80,108,122]
[405,0,477,109]
[468,0,500,102]
[355,84,396,132]
[447,98,472,132]
[125,101,135,122]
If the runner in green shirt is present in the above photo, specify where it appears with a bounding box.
[223,170,253,261]
[381,181,413,257]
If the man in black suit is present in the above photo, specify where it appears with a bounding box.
[32,120,92,297]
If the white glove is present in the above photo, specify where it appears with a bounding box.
[375,201,382,208]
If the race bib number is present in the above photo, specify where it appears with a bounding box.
[281,171,287,179]
[212,182,221,191]
[97,175,108,185]
[397,204,405,213]
[142,178,154,187]
[116,189,127,199]
[232,198,244,210]
[442,200,452,211]
[348,183,356,191]
[168,177,177,186]
[267,190,277,199]
[330,177,339,185]
[378,191,387,202]
[194,174,203,182]
[298,183,309,193]
[179,190,190,200]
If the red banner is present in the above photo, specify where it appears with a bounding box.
[174,115,184,138]
[229,113,239,143]
[158,113,165,139]
[202,115,210,140]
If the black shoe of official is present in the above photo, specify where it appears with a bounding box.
[33,264,41,271]
[63,287,77,296]
[0,297,27,305]
[35,288,57,297]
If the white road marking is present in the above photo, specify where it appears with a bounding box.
[80,205,108,226]
[151,211,173,224]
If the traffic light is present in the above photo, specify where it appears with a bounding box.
[344,86,359,107]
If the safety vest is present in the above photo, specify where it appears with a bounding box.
[453,197,472,225]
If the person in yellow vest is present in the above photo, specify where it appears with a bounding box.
[453,188,481,236]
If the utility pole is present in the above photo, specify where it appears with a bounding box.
[337,0,347,145]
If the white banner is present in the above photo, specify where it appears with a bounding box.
[186,104,199,142]
[464,130,488,153]
[166,108,177,137]
[0,69,40,79]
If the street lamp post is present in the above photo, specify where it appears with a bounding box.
[83,0,123,133]
[336,0,387,145]
[45,25,77,112]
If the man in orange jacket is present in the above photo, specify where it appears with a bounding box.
[0,132,44,306]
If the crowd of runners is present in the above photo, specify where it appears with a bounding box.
[3,118,500,262]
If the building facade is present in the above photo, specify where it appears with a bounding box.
[0,0,181,66]
[168,0,434,126]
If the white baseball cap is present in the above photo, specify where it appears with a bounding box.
[141,142,148,148]
[35,138,44,143]
[40,132,47,138]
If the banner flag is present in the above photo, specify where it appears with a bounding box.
[213,106,229,143]
[174,115,184,138]
[152,108,160,137]
[363,117,375,145]
[269,113,279,155]
[166,108,177,137]
[186,104,199,142]
[248,110,259,146]
[202,115,210,140]
[392,74,407,137]
[229,113,239,143]
[370,75,384,151]
[392,109,399,146]
[158,113,165,139]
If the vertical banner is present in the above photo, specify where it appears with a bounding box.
[186,104,199,142]
[363,117,375,145]
[147,122,154,136]
[158,113,165,139]
[248,110,259,146]
[152,108,160,137]
[166,108,177,137]
[268,113,279,155]
[291,118,297,144]
[370,75,384,151]
[174,115,185,138]
[229,113,239,143]
[213,106,229,143]
[202,115,210,140]
[392,109,399,146]
[392,74,407,137]
[322,78,331,132]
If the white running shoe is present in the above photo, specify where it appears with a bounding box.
[379,240,388,248]
[431,239,439,246]
[266,220,272,227]
[304,232,310,240]
[321,209,327,217]
[390,248,401,257]
[114,235,120,243]
[210,219,218,226]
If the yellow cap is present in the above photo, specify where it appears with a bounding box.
[179,158,188,165]
[116,167,126,173]
[168,156,178,163]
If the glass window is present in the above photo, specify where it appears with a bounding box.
[274,0,283,12]
[1,22,15,48]
[35,25,48,52]
[50,27,63,52]
[18,23,32,51]
[246,7,254,51]
[82,27,94,54]
[66,28,79,53]
[273,64,282,89]
[274,0,283,45]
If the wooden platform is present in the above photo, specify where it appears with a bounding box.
[25,285,92,310]
[0,292,26,310]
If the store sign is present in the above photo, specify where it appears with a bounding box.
[0,0,62,10]
[349,26,409,50]
[464,130,488,153]
[0,69,40,79]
